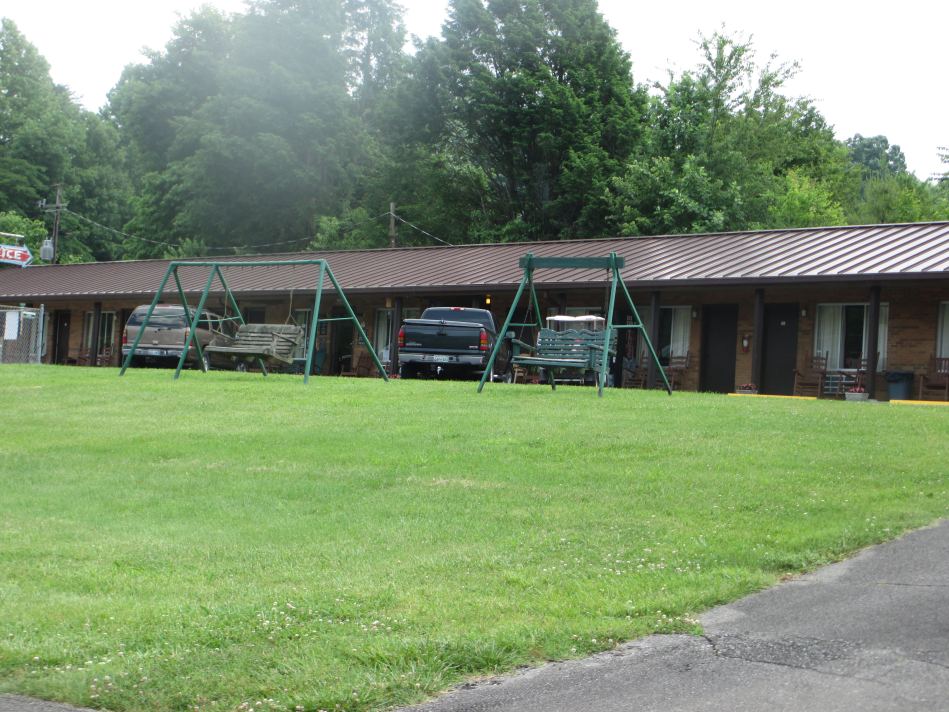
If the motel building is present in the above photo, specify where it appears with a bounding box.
[1,221,948,401]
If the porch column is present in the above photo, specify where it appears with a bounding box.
[647,291,660,389]
[866,286,881,399]
[751,288,765,388]
[390,297,403,376]
[90,302,102,367]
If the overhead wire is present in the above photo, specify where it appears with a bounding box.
[391,213,454,246]
[54,207,454,254]
[59,208,179,248]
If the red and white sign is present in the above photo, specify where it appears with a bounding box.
[0,244,33,267]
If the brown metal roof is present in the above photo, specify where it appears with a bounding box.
[2,221,948,301]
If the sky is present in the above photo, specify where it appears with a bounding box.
[3,0,947,181]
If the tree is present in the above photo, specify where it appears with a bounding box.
[0,19,133,261]
[393,0,647,242]
[607,31,857,235]
[854,173,949,224]
[0,19,81,213]
[846,134,907,177]
[767,170,845,228]
[111,1,408,255]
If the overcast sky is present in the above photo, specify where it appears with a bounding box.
[4,0,947,181]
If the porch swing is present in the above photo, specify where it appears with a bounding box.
[119,259,387,384]
[477,252,671,397]
[205,290,304,370]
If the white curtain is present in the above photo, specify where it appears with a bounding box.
[817,303,889,370]
[814,304,843,369]
[636,306,690,359]
[865,304,888,370]
[938,303,949,358]
[669,306,691,359]
[639,311,652,359]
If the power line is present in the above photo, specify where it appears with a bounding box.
[204,211,394,252]
[58,208,181,248]
[391,213,454,246]
[51,207,453,255]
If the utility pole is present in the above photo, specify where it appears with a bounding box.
[51,184,64,262]
[388,201,397,248]
[40,184,66,263]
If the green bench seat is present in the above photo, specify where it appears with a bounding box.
[512,328,616,388]
[205,323,304,366]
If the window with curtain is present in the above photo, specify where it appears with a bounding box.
[814,303,888,369]
[291,308,310,331]
[82,312,116,355]
[640,306,691,365]
[374,308,393,362]
[938,303,949,358]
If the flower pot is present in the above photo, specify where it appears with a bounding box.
[844,391,869,401]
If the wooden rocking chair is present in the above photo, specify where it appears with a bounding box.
[918,356,949,401]
[666,351,691,391]
[794,352,828,397]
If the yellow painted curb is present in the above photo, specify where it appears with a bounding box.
[727,393,817,400]
[890,399,949,407]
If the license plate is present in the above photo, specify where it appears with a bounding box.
[144,349,164,356]
[432,355,451,363]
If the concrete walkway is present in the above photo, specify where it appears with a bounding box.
[404,520,949,712]
[3,521,947,712]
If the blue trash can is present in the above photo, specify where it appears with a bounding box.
[885,371,914,400]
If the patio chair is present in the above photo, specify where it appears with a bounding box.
[622,351,648,388]
[794,352,828,397]
[666,351,691,391]
[918,356,949,401]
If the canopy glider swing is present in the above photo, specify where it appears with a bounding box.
[477,252,671,397]
[119,259,387,384]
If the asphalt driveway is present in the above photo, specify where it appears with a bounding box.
[403,519,949,712]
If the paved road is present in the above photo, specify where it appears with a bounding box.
[405,520,949,712]
[3,521,947,712]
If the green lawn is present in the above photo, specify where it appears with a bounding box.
[1,365,947,711]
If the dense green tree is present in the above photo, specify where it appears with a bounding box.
[388,0,647,243]
[0,19,132,261]
[846,134,907,177]
[854,172,949,224]
[767,169,846,228]
[608,32,857,235]
[0,19,81,213]
[112,1,406,255]
[841,136,949,224]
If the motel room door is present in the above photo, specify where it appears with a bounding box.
[760,303,799,395]
[700,304,738,393]
[52,310,71,364]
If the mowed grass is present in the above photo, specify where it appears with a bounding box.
[1,366,947,711]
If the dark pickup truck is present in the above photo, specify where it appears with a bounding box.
[397,307,508,379]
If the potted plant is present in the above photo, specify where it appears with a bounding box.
[844,384,869,401]
[736,383,758,395]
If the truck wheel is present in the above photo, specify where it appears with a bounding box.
[400,364,418,379]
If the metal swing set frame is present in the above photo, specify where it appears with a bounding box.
[477,252,672,397]
[119,259,388,384]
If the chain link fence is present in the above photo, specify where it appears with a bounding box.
[1,304,45,364]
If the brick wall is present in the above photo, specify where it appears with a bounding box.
[32,278,949,398]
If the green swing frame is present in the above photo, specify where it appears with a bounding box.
[477,252,672,397]
[119,259,388,384]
